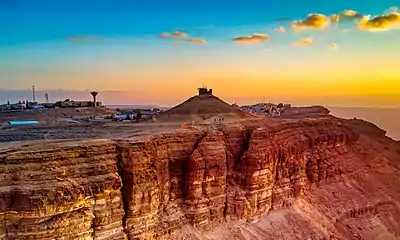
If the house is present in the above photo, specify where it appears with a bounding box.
[206,115,225,122]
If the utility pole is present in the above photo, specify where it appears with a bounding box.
[32,85,36,103]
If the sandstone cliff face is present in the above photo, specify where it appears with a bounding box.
[0,140,126,239]
[1,118,400,240]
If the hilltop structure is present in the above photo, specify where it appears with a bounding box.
[154,87,252,122]
[197,86,213,96]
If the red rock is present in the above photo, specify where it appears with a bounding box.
[1,118,400,239]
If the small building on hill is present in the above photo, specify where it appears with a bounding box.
[155,87,252,122]
[198,87,213,96]
[206,115,225,122]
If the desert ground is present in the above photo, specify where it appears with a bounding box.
[0,94,334,143]
[0,107,330,143]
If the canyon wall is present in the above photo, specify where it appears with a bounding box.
[0,140,126,239]
[1,119,400,239]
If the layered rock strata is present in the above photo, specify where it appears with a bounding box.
[0,140,126,239]
[1,118,399,239]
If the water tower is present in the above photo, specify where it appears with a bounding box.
[90,91,98,107]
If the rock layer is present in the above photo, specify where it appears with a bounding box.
[0,140,126,239]
[1,118,400,239]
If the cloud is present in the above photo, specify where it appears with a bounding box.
[188,38,207,44]
[159,31,188,39]
[331,10,364,24]
[329,43,340,50]
[292,37,313,46]
[160,32,205,44]
[172,31,188,38]
[232,33,271,44]
[340,10,363,20]
[68,36,101,43]
[384,6,399,15]
[331,14,340,23]
[274,26,286,33]
[357,12,400,31]
[159,32,170,38]
[291,14,330,31]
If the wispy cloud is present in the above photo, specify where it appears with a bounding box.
[159,31,188,39]
[160,31,206,45]
[232,33,271,44]
[292,37,314,47]
[383,6,398,15]
[159,32,170,38]
[331,10,363,23]
[274,26,286,33]
[188,38,207,44]
[172,31,188,38]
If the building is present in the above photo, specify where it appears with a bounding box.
[207,115,225,122]
[198,87,213,95]
[55,99,102,108]
[236,102,290,117]
[1,102,26,110]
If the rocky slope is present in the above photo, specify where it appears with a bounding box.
[154,94,252,122]
[1,118,400,239]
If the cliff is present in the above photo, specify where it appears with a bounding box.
[1,118,400,240]
[0,140,126,239]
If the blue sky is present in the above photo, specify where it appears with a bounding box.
[0,1,399,107]
[0,0,394,45]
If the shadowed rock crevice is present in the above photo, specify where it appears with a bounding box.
[115,142,131,236]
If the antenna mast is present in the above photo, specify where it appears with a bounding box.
[32,85,36,102]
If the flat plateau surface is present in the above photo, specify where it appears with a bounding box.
[0,117,274,144]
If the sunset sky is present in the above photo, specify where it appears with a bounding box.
[1,1,399,107]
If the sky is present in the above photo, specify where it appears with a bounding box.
[0,0,399,107]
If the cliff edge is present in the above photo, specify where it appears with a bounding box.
[1,117,400,240]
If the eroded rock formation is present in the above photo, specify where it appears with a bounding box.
[1,118,400,239]
[0,140,126,239]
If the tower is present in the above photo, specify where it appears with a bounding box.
[32,85,36,102]
[90,91,98,107]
